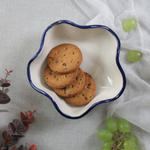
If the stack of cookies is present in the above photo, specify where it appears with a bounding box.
[44,43,96,106]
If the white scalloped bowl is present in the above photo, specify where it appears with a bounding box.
[27,20,126,119]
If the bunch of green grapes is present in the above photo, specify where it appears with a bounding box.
[122,18,142,62]
[97,117,140,150]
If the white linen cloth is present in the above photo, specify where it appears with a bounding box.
[0,0,150,150]
[75,0,150,149]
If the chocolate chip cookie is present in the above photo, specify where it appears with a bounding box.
[44,65,79,89]
[47,44,82,74]
[53,68,85,97]
[64,72,96,106]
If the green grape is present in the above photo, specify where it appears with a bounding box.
[118,119,131,133]
[127,50,142,62]
[97,129,113,141]
[122,18,136,31]
[106,117,118,133]
[123,139,135,150]
[101,140,114,149]
[132,147,140,150]
[129,135,138,144]
[102,148,111,150]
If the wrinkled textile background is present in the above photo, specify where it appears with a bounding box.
[0,0,150,150]
[75,0,150,149]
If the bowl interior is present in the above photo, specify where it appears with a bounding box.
[29,23,124,118]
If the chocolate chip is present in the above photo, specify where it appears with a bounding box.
[85,97,88,100]
[88,83,91,86]
[89,75,92,78]
[50,57,54,61]
[50,70,53,75]
[62,63,66,66]
[55,51,59,55]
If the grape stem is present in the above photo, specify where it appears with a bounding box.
[115,140,124,150]
[126,132,131,137]
[112,131,123,143]
[115,131,120,137]
[112,136,117,139]
[119,132,122,137]
[111,132,132,150]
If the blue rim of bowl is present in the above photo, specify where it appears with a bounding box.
[27,20,126,119]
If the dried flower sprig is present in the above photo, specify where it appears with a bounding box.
[0,143,37,150]
[0,110,37,150]
[0,69,13,105]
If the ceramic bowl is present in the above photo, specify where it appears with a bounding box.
[27,20,126,119]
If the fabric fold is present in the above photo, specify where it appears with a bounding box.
[75,0,150,149]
